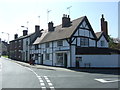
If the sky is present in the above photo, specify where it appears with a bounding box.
[0,0,119,42]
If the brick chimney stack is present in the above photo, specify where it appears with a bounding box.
[62,14,71,27]
[48,21,54,32]
[101,14,108,36]
[23,30,28,36]
[35,25,40,33]
[14,34,18,39]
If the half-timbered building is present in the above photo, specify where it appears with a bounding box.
[30,14,120,68]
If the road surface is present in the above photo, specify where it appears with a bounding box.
[0,57,119,90]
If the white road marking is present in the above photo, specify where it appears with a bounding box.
[41,87,46,90]
[40,80,44,82]
[46,80,51,83]
[40,83,45,86]
[50,87,55,90]
[44,76,47,78]
[39,78,42,80]
[37,76,41,78]
[16,64,55,89]
[48,83,53,86]
[45,77,49,80]
[95,78,120,83]
[50,87,55,88]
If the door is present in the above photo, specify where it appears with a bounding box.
[76,57,80,68]
[41,54,43,65]
[64,53,67,68]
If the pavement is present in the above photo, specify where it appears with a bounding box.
[3,57,120,75]
[1,57,120,89]
[7,58,74,72]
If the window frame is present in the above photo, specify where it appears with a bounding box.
[45,53,50,60]
[80,37,89,46]
[45,42,49,48]
[100,40,105,47]
[57,40,63,46]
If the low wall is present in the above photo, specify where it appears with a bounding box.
[75,54,120,68]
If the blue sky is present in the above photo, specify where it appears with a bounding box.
[0,0,119,41]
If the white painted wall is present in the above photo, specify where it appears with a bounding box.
[71,45,76,67]
[89,32,94,38]
[76,54,120,68]
[79,29,89,37]
[35,39,70,66]
[23,38,30,62]
[89,39,96,47]
[97,35,108,48]
[77,38,80,46]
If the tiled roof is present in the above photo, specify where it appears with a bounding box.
[34,16,85,44]
[95,31,109,42]
[95,32,103,38]
[10,33,34,42]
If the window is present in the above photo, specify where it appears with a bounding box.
[35,54,38,60]
[45,54,50,60]
[80,37,89,46]
[45,42,49,48]
[26,41,28,46]
[57,40,63,46]
[35,44,39,50]
[101,40,105,46]
[15,41,17,48]
[56,53,63,65]
[19,40,21,47]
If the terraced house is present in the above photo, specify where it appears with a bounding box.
[30,14,120,68]
[9,25,42,62]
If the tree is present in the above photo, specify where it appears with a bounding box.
[108,36,120,50]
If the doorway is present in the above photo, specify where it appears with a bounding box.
[64,53,67,68]
[76,60,79,68]
[41,54,43,65]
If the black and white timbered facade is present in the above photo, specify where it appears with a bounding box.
[30,14,120,68]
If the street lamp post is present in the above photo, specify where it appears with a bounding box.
[21,26,28,30]
[21,21,29,30]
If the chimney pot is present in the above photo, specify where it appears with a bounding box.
[35,25,40,32]
[62,14,71,27]
[100,14,108,36]
[14,34,18,39]
[48,21,54,32]
[102,14,104,18]
[23,30,28,36]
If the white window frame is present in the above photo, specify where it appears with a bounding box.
[80,37,89,46]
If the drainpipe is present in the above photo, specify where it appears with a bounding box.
[52,41,54,66]
[70,44,72,68]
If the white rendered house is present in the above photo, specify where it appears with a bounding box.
[30,14,120,68]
